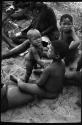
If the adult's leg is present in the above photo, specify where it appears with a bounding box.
[7,85,34,109]
[10,75,59,99]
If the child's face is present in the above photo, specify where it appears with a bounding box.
[60,18,73,32]
[31,35,42,47]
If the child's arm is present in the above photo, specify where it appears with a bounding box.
[69,27,80,50]
[42,51,50,59]
[36,67,50,86]
[32,48,45,68]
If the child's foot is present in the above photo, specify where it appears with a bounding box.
[10,75,18,83]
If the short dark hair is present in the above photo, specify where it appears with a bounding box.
[60,14,73,25]
[53,40,69,59]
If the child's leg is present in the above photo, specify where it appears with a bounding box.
[24,62,33,82]
[23,56,34,82]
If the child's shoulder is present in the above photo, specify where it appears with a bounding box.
[30,45,38,53]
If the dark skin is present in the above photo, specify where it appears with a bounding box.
[59,18,80,49]
[59,17,80,66]
[10,39,67,97]
[30,47,44,68]
[1,33,49,60]
[22,2,59,40]
[1,3,59,60]
[10,56,65,98]
[23,45,45,82]
[1,40,67,112]
[1,49,65,112]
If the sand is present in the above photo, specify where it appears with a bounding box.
[1,41,81,123]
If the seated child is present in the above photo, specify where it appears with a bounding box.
[59,14,80,67]
[10,40,68,99]
[1,40,68,112]
[23,29,46,82]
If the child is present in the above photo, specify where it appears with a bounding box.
[22,29,45,82]
[10,40,68,99]
[1,39,67,112]
[59,14,80,67]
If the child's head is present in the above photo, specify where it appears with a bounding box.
[60,14,73,32]
[27,29,42,47]
[53,40,68,60]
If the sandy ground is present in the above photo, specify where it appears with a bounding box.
[1,40,81,123]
